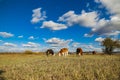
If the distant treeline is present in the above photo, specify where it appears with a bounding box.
[0,51,120,55]
[0,51,44,55]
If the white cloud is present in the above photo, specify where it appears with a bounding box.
[84,33,93,37]
[28,36,39,40]
[71,42,80,47]
[31,8,47,24]
[58,10,98,27]
[71,42,102,52]
[0,42,42,52]
[18,35,23,38]
[22,42,40,48]
[0,45,28,52]
[102,31,120,36]
[81,44,102,52]
[0,40,3,42]
[99,0,120,17]
[86,3,90,7]
[3,42,17,47]
[95,37,104,42]
[0,32,14,38]
[88,0,120,36]
[95,0,100,3]
[0,42,19,52]
[41,20,68,30]
[28,36,34,40]
[45,37,72,47]
[89,17,120,36]
[28,36,35,40]
[57,1,120,36]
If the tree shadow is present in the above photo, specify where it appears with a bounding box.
[0,70,6,80]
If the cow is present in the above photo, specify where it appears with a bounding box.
[76,48,83,56]
[58,48,68,56]
[92,51,96,55]
[46,49,55,56]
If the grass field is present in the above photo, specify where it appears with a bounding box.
[0,53,120,80]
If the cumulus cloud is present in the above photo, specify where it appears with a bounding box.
[22,42,40,48]
[58,10,98,27]
[94,0,100,3]
[95,37,104,42]
[86,3,90,7]
[30,0,120,37]
[0,40,3,42]
[0,42,20,52]
[101,31,120,37]
[58,1,120,36]
[28,36,39,40]
[71,42,80,47]
[41,20,68,30]
[3,42,17,47]
[31,8,47,24]
[99,0,120,17]
[0,45,32,52]
[28,36,35,40]
[81,44,101,52]
[71,42,102,52]
[0,32,14,38]
[44,37,72,47]
[88,16,120,37]
[0,42,41,52]
[18,35,23,38]
[84,33,93,37]
[89,0,120,36]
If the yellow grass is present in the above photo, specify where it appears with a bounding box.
[0,53,120,80]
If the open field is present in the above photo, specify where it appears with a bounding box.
[0,53,120,80]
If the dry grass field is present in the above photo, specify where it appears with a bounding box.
[0,53,120,80]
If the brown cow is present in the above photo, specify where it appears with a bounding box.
[92,51,96,55]
[58,48,68,56]
[76,48,83,56]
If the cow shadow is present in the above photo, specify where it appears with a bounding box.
[0,70,6,80]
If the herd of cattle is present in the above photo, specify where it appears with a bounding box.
[46,48,96,56]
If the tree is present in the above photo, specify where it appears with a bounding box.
[102,38,120,55]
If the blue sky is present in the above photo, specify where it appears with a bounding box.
[0,0,120,52]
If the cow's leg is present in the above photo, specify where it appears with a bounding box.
[63,52,66,56]
[53,53,55,56]
[66,52,68,56]
[46,52,49,56]
[78,53,81,56]
[62,52,65,56]
[59,53,61,56]
[65,52,67,56]
[80,52,83,56]
[62,53,64,56]
[65,52,68,56]
[64,53,66,56]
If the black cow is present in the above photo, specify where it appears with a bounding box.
[46,49,54,56]
[92,51,96,55]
